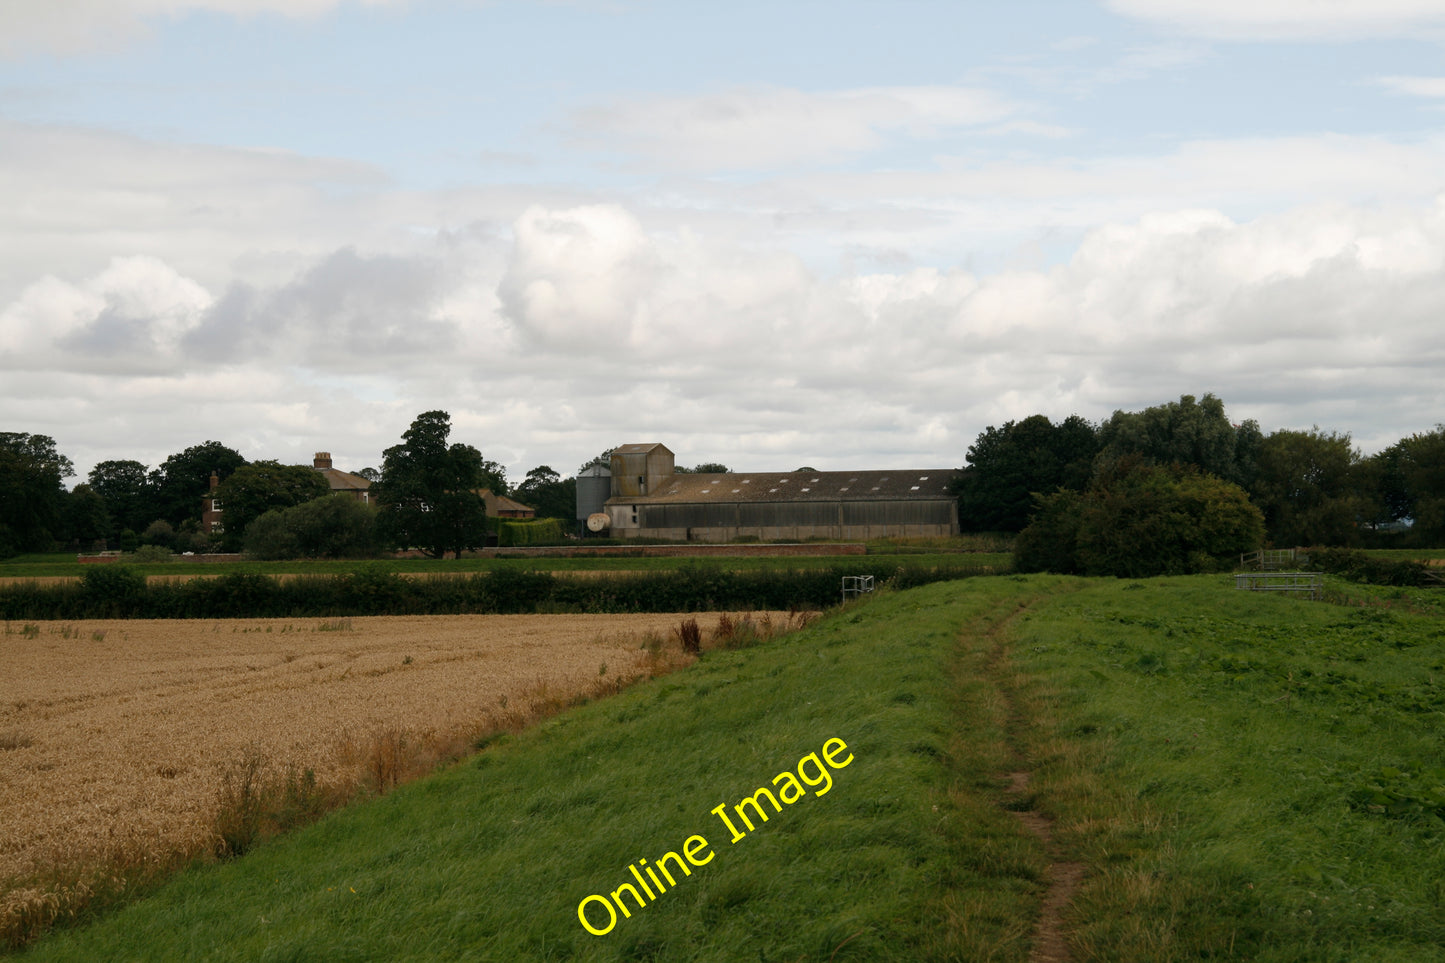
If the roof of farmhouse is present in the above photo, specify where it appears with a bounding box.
[620,469,961,504]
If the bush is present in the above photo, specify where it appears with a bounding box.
[1310,547,1433,586]
[496,518,567,547]
[80,565,147,616]
[244,495,380,560]
[1016,462,1265,577]
[141,519,175,549]
[130,545,174,564]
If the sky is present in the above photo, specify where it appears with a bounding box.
[2,0,1444,486]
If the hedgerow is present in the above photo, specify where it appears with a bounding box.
[0,562,1000,620]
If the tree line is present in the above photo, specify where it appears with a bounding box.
[952,393,1445,576]
[0,412,583,559]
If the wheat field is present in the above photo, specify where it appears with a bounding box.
[0,613,734,895]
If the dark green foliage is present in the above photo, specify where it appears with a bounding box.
[954,413,1098,532]
[1251,427,1366,547]
[1392,426,1445,545]
[79,565,147,616]
[244,495,380,560]
[140,519,175,548]
[1016,461,1265,577]
[0,562,995,620]
[1095,393,1262,489]
[0,432,73,556]
[87,459,156,537]
[150,441,247,528]
[213,462,331,552]
[374,411,494,559]
[340,565,418,615]
[511,465,575,521]
[64,485,112,549]
[1310,547,1433,586]
[496,517,567,546]
[1013,489,1085,574]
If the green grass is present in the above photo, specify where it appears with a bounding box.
[12,574,1445,960]
[1008,575,1445,961]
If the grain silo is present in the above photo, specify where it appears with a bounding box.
[575,463,612,532]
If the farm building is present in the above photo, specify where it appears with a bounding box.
[602,443,960,541]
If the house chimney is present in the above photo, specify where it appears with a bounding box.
[209,471,219,490]
[314,452,332,470]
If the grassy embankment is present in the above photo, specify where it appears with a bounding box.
[13,574,1445,961]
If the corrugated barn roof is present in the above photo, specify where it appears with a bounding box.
[611,469,959,505]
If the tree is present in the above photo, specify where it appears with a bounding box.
[1394,426,1445,545]
[513,465,577,521]
[374,411,492,558]
[1015,460,1264,577]
[244,494,380,560]
[65,484,112,550]
[677,462,730,474]
[953,414,1099,532]
[87,459,157,537]
[1095,393,1260,489]
[0,432,74,555]
[1251,428,1364,547]
[150,441,247,527]
[578,448,618,475]
[212,461,330,551]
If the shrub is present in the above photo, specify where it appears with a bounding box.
[79,565,147,616]
[244,495,380,560]
[130,544,174,564]
[1016,462,1264,577]
[496,518,567,547]
[1310,547,1432,586]
[140,519,175,548]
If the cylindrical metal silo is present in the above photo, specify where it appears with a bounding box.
[575,464,612,521]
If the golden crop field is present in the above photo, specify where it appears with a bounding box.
[0,612,737,897]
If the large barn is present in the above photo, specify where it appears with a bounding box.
[601,443,961,542]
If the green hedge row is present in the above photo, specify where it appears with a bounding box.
[0,561,1004,620]
[1308,547,1437,587]
[495,518,568,547]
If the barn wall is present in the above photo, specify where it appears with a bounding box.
[630,499,958,542]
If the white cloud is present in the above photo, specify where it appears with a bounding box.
[1105,0,1445,40]
[571,85,1019,170]
[0,256,212,371]
[1376,75,1445,98]
[0,0,412,57]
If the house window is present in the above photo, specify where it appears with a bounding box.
[211,499,222,512]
